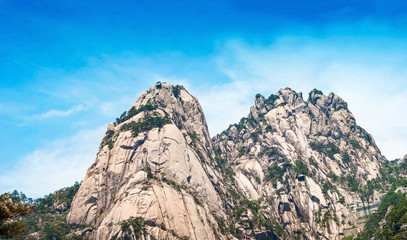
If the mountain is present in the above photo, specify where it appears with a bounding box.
[213,88,384,239]
[68,83,225,240]
[65,83,390,240]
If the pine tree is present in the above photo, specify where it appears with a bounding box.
[0,194,35,239]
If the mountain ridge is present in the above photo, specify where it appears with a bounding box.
[64,83,388,239]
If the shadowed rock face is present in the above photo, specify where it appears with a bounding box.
[68,84,384,240]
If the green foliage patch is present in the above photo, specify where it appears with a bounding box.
[309,141,340,159]
[121,114,172,137]
[341,151,351,164]
[264,94,279,106]
[172,86,181,98]
[10,182,86,240]
[264,162,291,187]
[294,160,309,176]
[116,104,157,125]
[349,139,361,149]
[121,216,146,238]
[358,188,407,239]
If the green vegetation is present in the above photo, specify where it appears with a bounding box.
[258,146,285,160]
[357,185,407,239]
[144,165,157,180]
[258,218,285,238]
[172,85,181,98]
[309,157,318,168]
[361,132,373,145]
[144,165,184,192]
[349,139,361,149]
[229,198,287,239]
[238,146,246,157]
[116,104,157,125]
[121,217,146,238]
[264,94,279,105]
[324,142,340,159]
[322,210,332,233]
[311,88,323,95]
[335,105,348,111]
[341,151,351,164]
[101,130,115,149]
[6,182,86,240]
[327,171,338,182]
[308,89,323,104]
[187,131,198,146]
[309,141,340,159]
[214,216,228,235]
[265,125,275,133]
[348,179,360,192]
[119,216,190,239]
[294,160,309,176]
[250,128,262,143]
[214,155,226,169]
[0,194,35,239]
[106,111,172,149]
[322,181,336,199]
[161,176,182,192]
[223,166,236,182]
[264,162,291,187]
[121,114,172,137]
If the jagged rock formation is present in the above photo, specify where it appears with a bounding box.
[213,88,383,239]
[68,83,386,240]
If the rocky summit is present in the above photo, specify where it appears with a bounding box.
[67,83,387,240]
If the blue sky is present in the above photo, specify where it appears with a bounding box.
[1,0,407,197]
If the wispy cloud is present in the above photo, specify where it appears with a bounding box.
[33,36,405,160]
[0,126,105,198]
[191,37,407,159]
[33,104,86,119]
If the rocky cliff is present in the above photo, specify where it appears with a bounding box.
[67,83,228,240]
[67,83,387,240]
[213,88,383,239]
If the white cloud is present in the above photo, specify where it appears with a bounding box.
[93,37,406,160]
[33,104,86,119]
[191,38,407,159]
[0,126,106,198]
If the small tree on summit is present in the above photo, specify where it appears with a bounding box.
[0,193,35,239]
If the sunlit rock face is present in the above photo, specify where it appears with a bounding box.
[68,83,225,240]
[214,88,383,239]
[68,83,384,240]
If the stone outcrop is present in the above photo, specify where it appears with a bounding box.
[68,84,385,240]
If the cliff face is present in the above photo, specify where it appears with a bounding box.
[67,83,226,239]
[213,88,383,239]
[68,84,385,240]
